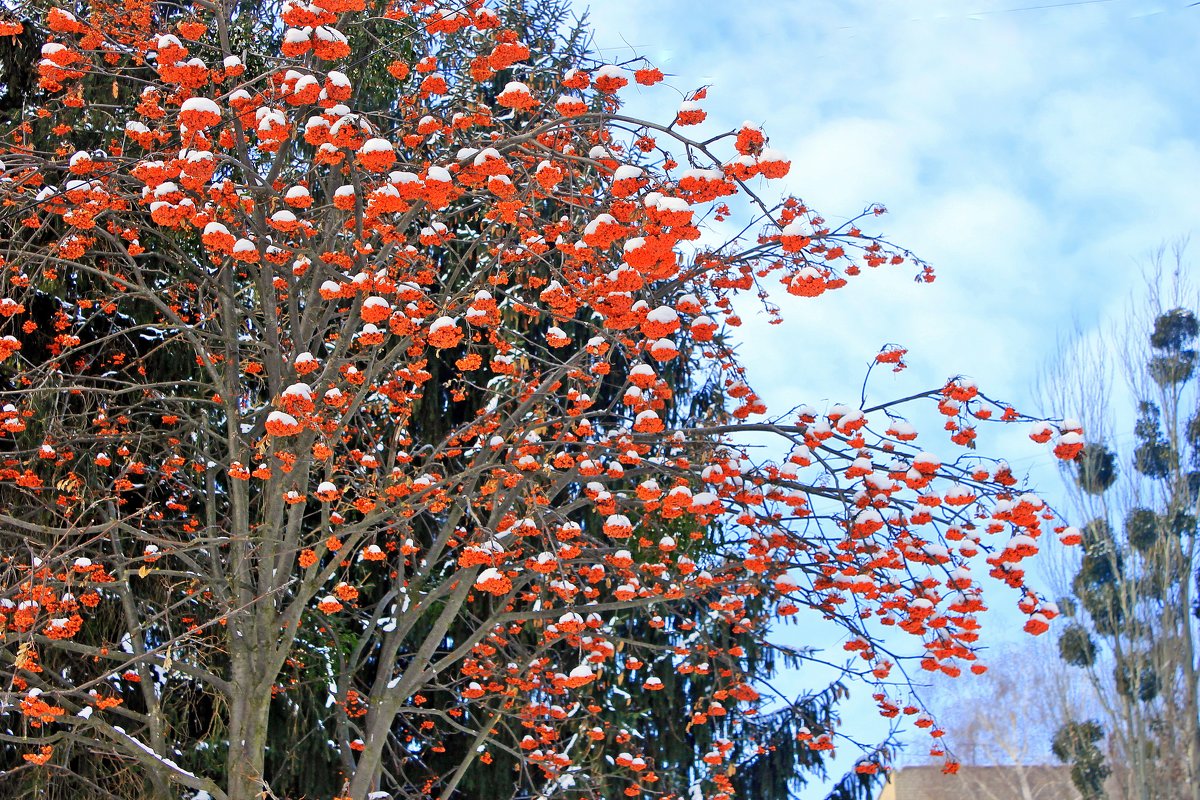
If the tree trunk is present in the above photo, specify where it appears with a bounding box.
[225,649,273,800]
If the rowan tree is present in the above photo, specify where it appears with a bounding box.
[0,1,1078,799]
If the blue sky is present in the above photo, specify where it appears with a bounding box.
[586,0,1200,791]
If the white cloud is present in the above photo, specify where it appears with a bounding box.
[588,0,1199,398]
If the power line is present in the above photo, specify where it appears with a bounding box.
[966,0,1118,15]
